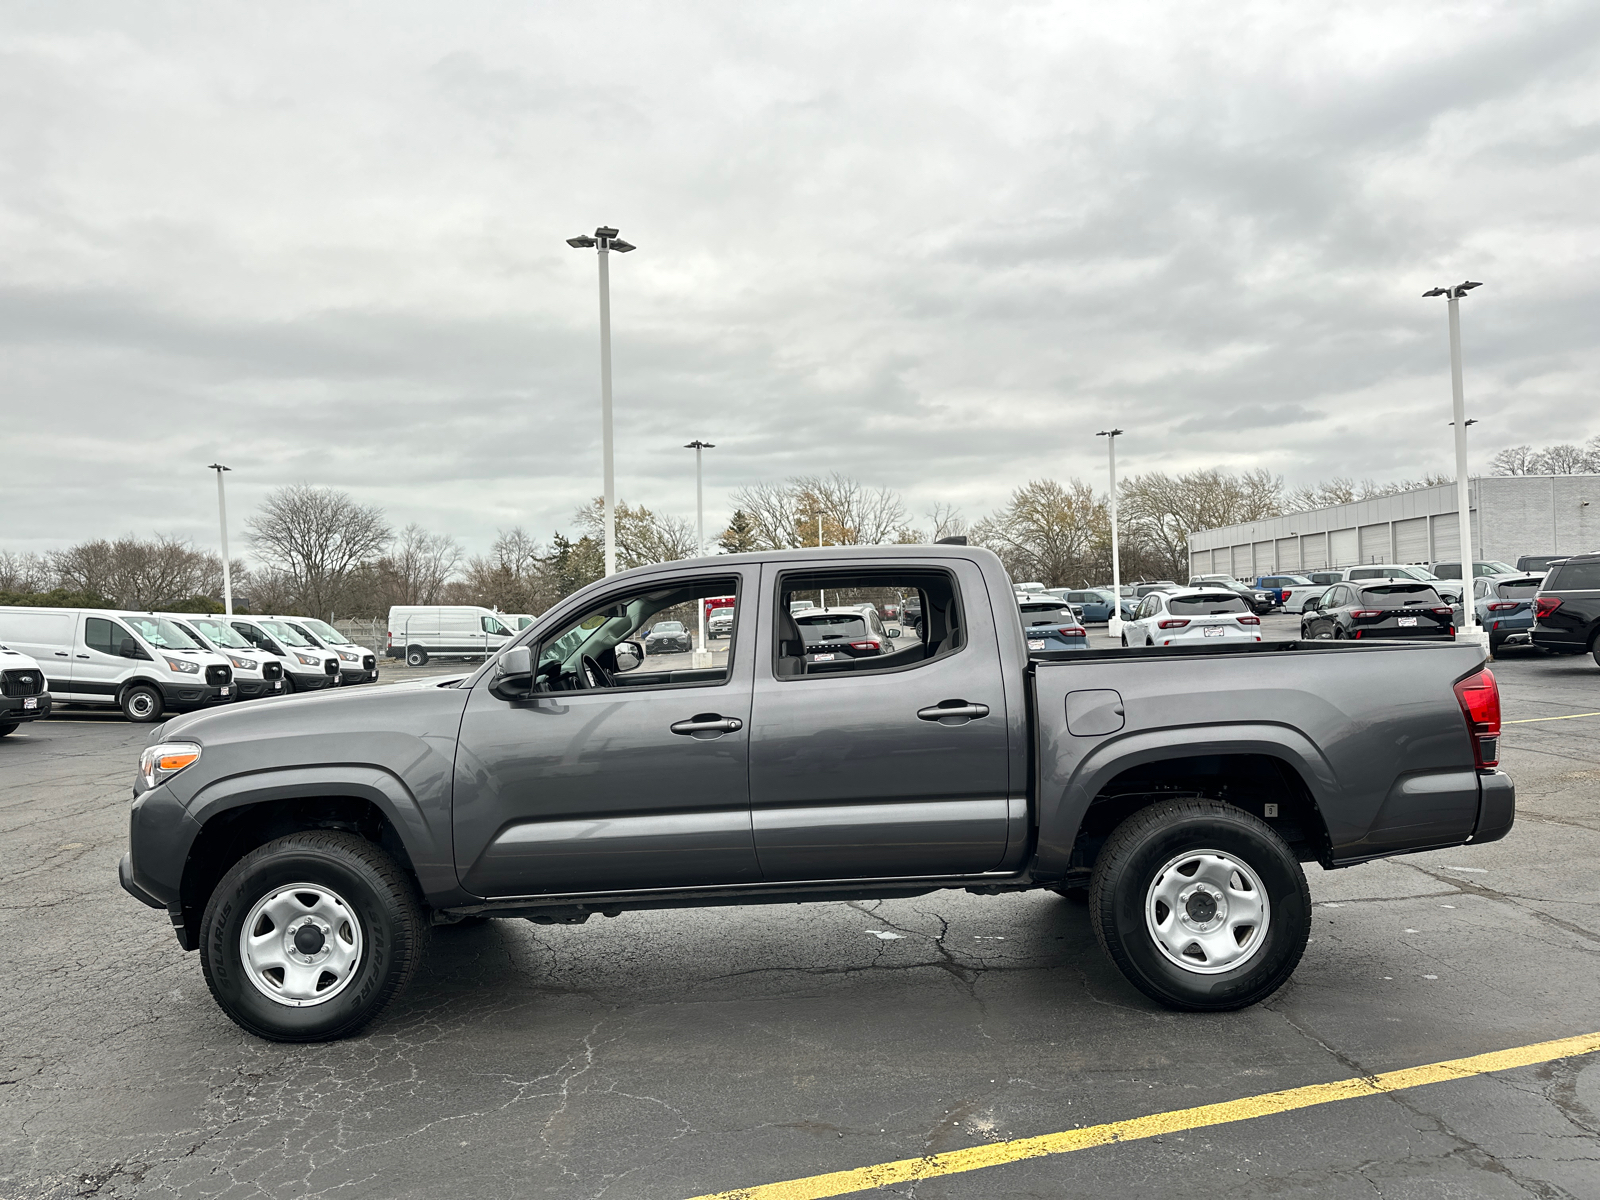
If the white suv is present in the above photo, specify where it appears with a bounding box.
[1122,588,1265,648]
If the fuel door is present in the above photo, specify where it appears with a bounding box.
[1066,689,1124,736]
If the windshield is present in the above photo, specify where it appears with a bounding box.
[188,618,252,649]
[1169,594,1249,615]
[260,619,316,648]
[1359,585,1444,605]
[1477,561,1514,576]
[299,618,345,644]
[652,621,685,633]
[123,615,202,650]
[1280,575,1313,585]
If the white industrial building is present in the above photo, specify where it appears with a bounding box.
[1187,474,1600,579]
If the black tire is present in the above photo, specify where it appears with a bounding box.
[119,684,163,724]
[199,831,427,1042]
[0,722,19,737]
[280,675,296,695]
[1088,798,1311,1012]
[406,645,428,667]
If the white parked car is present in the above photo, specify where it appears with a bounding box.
[387,605,517,666]
[155,613,286,700]
[0,606,236,723]
[0,643,52,734]
[271,616,380,685]
[1121,588,1264,648]
[707,608,736,639]
[225,616,343,693]
[1344,564,1462,604]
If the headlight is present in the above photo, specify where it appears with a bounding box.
[139,741,201,789]
[226,654,257,672]
[338,650,359,662]
[294,652,320,666]
[163,656,201,674]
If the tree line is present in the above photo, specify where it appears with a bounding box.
[4,444,1591,617]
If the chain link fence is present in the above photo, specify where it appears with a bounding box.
[333,619,388,658]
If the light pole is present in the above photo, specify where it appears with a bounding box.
[685,439,715,653]
[207,463,234,615]
[568,226,636,576]
[1423,280,1488,652]
[1097,429,1124,641]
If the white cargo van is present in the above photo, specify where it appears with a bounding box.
[225,616,342,693]
[0,607,235,723]
[157,613,286,700]
[387,605,516,666]
[269,616,379,685]
[0,643,52,734]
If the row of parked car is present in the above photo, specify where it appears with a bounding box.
[0,606,381,732]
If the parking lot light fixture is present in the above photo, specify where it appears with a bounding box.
[207,463,233,615]
[570,226,636,576]
[685,440,715,651]
[1097,429,1124,639]
[1424,281,1489,653]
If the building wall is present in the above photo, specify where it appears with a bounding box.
[1187,474,1600,578]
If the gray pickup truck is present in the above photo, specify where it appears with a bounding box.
[120,545,1514,1042]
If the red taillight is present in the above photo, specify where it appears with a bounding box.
[1486,602,1518,612]
[849,641,881,653]
[1432,607,1453,616]
[386,632,392,648]
[1158,618,1190,629]
[1533,597,1562,619]
[1059,626,1085,637]
[1453,667,1501,769]
[1237,615,1260,625]
[1351,610,1381,618]
[1281,590,1292,601]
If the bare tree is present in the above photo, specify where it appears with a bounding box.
[1532,443,1595,474]
[729,474,913,549]
[46,535,229,608]
[971,480,1107,587]
[574,498,697,569]
[0,551,50,594]
[1120,469,1284,581]
[246,485,392,618]
[380,524,462,606]
[1491,446,1537,476]
[926,503,968,543]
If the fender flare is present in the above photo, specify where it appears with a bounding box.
[185,764,459,901]
[1032,723,1341,879]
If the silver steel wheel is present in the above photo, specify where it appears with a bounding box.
[239,883,364,1007]
[1145,849,1270,975]
[125,690,156,719]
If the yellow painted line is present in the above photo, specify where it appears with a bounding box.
[1507,711,1600,724]
[686,1031,1600,1200]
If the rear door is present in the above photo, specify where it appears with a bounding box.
[747,558,1015,881]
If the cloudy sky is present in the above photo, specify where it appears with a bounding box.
[4,1,1599,561]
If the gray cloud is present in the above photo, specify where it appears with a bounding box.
[3,0,1598,561]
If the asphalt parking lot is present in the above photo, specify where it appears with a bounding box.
[2,624,1597,1199]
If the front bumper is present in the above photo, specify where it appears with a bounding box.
[290,671,338,690]
[339,667,380,684]
[159,682,237,710]
[1,691,52,721]
[236,677,288,699]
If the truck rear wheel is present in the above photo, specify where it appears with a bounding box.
[199,831,427,1042]
[0,722,18,737]
[406,645,428,667]
[1089,798,1310,1011]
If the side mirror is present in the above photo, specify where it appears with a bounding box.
[489,645,534,700]
[886,627,901,638]
[613,639,644,673]
[119,638,148,660]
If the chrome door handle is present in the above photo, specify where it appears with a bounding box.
[917,701,990,722]
[670,715,744,736]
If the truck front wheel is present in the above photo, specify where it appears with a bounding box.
[199,831,427,1042]
[1089,798,1310,1011]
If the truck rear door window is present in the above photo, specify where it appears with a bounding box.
[1168,594,1249,615]
[775,568,961,679]
[1359,585,1443,606]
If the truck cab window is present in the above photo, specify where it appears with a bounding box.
[534,576,739,692]
[774,568,961,679]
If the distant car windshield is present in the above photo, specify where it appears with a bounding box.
[1168,594,1249,615]
[188,617,252,649]
[123,616,202,650]
[1279,575,1314,585]
[260,619,316,648]
[1359,585,1443,605]
[652,622,685,633]
[1496,579,1542,598]
[299,618,345,644]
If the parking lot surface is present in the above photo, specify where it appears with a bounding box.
[2,625,1597,1199]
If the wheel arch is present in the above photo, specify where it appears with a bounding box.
[175,766,458,950]
[1034,725,1338,882]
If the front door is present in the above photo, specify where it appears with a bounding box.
[71,615,136,703]
[747,560,1015,881]
[452,569,759,898]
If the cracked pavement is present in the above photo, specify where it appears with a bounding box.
[1,637,1597,1199]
